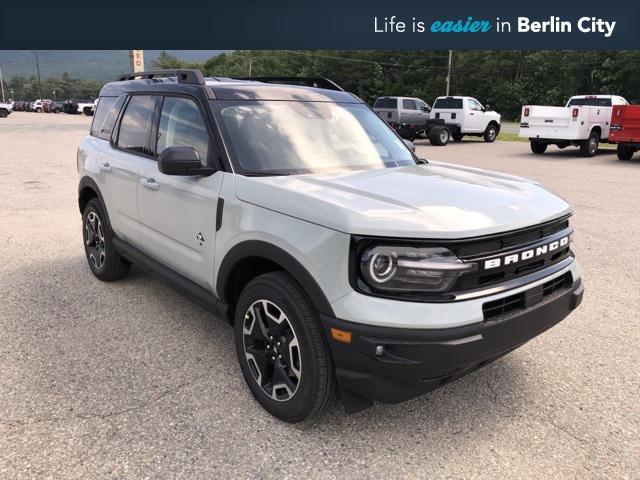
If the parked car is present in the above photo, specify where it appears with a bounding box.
[430,96,501,143]
[63,99,94,115]
[373,96,431,140]
[519,95,628,156]
[47,100,65,113]
[78,69,583,423]
[31,99,51,112]
[609,104,640,160]
[0,100,13,117]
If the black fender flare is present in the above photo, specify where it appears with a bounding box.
[78,176,105,214]
[216,240,335,318]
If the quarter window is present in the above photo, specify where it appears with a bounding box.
[157,97,210,162]
[116,95,156,156]
[90,96,121,140]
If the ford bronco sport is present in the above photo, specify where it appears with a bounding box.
[78,70,584,423]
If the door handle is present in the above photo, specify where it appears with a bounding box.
[99,162,112,173]
[140,178,159,191]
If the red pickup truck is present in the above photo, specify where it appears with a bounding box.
[609,105,640,160]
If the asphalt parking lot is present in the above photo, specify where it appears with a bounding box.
[1,112,638,479]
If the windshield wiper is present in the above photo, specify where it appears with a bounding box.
[242,170,292,177]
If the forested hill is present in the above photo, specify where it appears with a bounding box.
[4,50,640,120]
[0,51,226,81]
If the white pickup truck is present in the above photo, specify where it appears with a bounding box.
[0,101,13,118]
[519,95,628,157]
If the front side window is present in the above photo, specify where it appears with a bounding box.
[156,96,210,162]
[402,99,417,110]
[116,95,156,156]
[468,98,483,111]
[216,101,416,175]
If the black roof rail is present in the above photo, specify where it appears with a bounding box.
[237,76,344,91]
[117,69,205,85]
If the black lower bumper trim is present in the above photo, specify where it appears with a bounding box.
[321,278,583,413]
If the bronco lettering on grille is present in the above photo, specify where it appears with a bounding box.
[484,236,570,270]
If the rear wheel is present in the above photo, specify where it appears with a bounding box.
[580,130,599,157]
[82,198,130,281]
[530,140,547,154]
[0,109,8,118]
[617,144,635,160]
[234,272,336,423]
[429,126,450,146]
[483,123,498,142]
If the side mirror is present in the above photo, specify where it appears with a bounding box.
[403,139,416,153]
[421,105,430,112]
[484,104,491,111]
[158,147,215,176]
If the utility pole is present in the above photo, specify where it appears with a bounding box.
[446,50,453,96]
[0,66,5,103]
[33,51,43,101]
[248,59,252,76]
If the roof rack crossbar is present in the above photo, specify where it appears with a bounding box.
[117,69,205,85]
[237,76,344,91]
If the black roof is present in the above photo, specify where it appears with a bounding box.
[100,71,360,103]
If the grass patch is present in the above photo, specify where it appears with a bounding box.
[497,132,527,142]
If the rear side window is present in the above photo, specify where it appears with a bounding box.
[90,96,120,140]
[374,98,398,109]
[433,98,463,109]
[402,99,417,110]
[567,97,612,107]
[116,95,156,156]
[156,96,210,162]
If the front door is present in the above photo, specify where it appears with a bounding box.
[137,95,222,290]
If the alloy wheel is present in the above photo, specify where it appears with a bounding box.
[85,211,106,269]
[242,299,302,401]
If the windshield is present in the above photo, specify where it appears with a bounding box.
[215,101,416,175]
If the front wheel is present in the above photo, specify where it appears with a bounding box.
[483,124,498,142]
[580,130,599,157]
[530,140,548,154]
[616,144,635,161]
[234,272,336,423]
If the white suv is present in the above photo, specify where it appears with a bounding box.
[78,70,584,423]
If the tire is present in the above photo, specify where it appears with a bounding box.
[483,123,498,142]
[452,133,464,141]
[617,144,635,161]
[36,108,42,113]
[429,126,450,146]
[0,109,8,118]
[234,271,336,423]
[82,198,130,281]
[580,130,599,157]
[530,140,547,154]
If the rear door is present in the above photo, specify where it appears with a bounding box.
[373,97,398,124]
[136,95,223,290]
[100,94,156,243]
[401,98,420,124]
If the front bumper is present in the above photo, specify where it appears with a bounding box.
[321,278,583,413]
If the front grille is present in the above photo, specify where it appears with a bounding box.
[482,272,573,320]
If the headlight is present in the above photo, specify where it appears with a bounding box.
[359,245,476,294]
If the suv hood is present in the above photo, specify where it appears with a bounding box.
[234,163,570,239]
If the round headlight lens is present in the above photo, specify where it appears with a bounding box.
[369,253,397,283]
